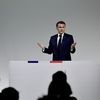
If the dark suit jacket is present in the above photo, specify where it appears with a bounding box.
[43,33,75,61]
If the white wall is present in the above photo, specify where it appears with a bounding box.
[0,0,100,91]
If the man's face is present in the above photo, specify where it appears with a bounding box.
[56,23,66,34]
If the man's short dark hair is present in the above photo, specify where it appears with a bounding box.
[56,21,66,27]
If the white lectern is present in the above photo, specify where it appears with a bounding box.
[9,61,100,100]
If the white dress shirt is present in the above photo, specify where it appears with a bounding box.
[57,33,64,46]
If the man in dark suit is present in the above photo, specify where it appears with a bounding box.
[37,21,76,61]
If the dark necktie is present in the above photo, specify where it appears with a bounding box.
[57,34,62,60]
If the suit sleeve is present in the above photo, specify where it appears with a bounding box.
[42,37,53,54]
[70,35,76,53]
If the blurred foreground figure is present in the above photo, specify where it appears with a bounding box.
[38,71,77,100]
[1,87,19,100]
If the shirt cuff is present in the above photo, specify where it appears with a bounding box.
[42,47,45,52]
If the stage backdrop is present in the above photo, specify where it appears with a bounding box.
[0,0,100,91]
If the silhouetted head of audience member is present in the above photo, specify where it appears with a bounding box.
[48,71,72,99]
[1,87,19,100]
[52,71,67,82]
[37,71,77,100]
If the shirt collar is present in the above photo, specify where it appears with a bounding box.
[58,33,64,37]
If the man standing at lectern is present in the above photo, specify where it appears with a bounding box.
[37,21,76,61]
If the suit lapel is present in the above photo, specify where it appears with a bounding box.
[62,33,69,46]
[55,34,58,47]
[62,33,65,45]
